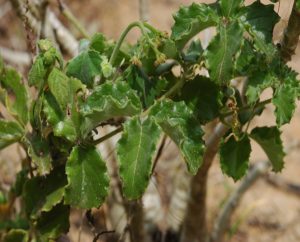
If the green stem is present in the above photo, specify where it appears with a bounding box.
[109,21,162,67]
[142,22,161,34]
[141,77,185,117]
[57,0,89,39]
[92,126,123,145]
[160,77,185,100]
[109,21,147,66]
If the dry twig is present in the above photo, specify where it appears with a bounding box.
[0,46,31,66]
[9,0,78,56]
[139,0,149,22]
[209,161,270,242]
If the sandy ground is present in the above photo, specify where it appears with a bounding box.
[1,0,300,242]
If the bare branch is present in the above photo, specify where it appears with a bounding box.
[0,2,12,19]
[57,0,90,39]
[8,0,78,56]
[139,0,149,22]
[0,46,31,66]
[46,11,78,56]
[209,139,300,242]
[180,122,229,242]
[209,161,270,242]
[124,199,145,242]
[280,4,300,62]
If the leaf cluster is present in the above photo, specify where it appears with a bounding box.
[0,0,299,240]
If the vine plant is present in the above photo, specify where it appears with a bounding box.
[1,0,300,241]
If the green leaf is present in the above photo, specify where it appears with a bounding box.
[150,100,205,174]
[117,116,160,199]
[171,3,219,49]
[235,39,256,76]
[220,0,243,17]
[0,120,24,150]
[28,56,46,88]
[220,135,251,181]
[273,84,297,126]
[0,217,29,231]
[246,71,274,104]
[36,204,70,241]
[48,68,70,110]
[79,39,90,53]
[205,21,243,85]
[43,91,77,142]
[11,169,28,197]
[43,78,85,142]
[30,92,44,130]
[66,50,103,87]
[0,68,28,124]
[41,187,65,212]
[183,39,204,63]
[89,33,107,53]
[160,38,178,59]
[3,229,28,242]
[53,119,78,142]
[27,134,52,175]
[23,167,67,218]
[43,91,64,126]
[65,146,109,209]
[80,81,142,135]
[250,126,285,172]
[297,0,300,10]
[174,76,220,124]
[0,55,4,73]
[240,1,279,55]
[125,65,169,108]
[0,190,7,204]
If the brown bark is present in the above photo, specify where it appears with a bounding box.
[280,6,300,62]
[180,123,229,242]
[125,199,145,242]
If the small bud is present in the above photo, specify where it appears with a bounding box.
[131,56,142,67]
[38,39,53,52]
[154,53,166,66]
[101,56,115,78]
